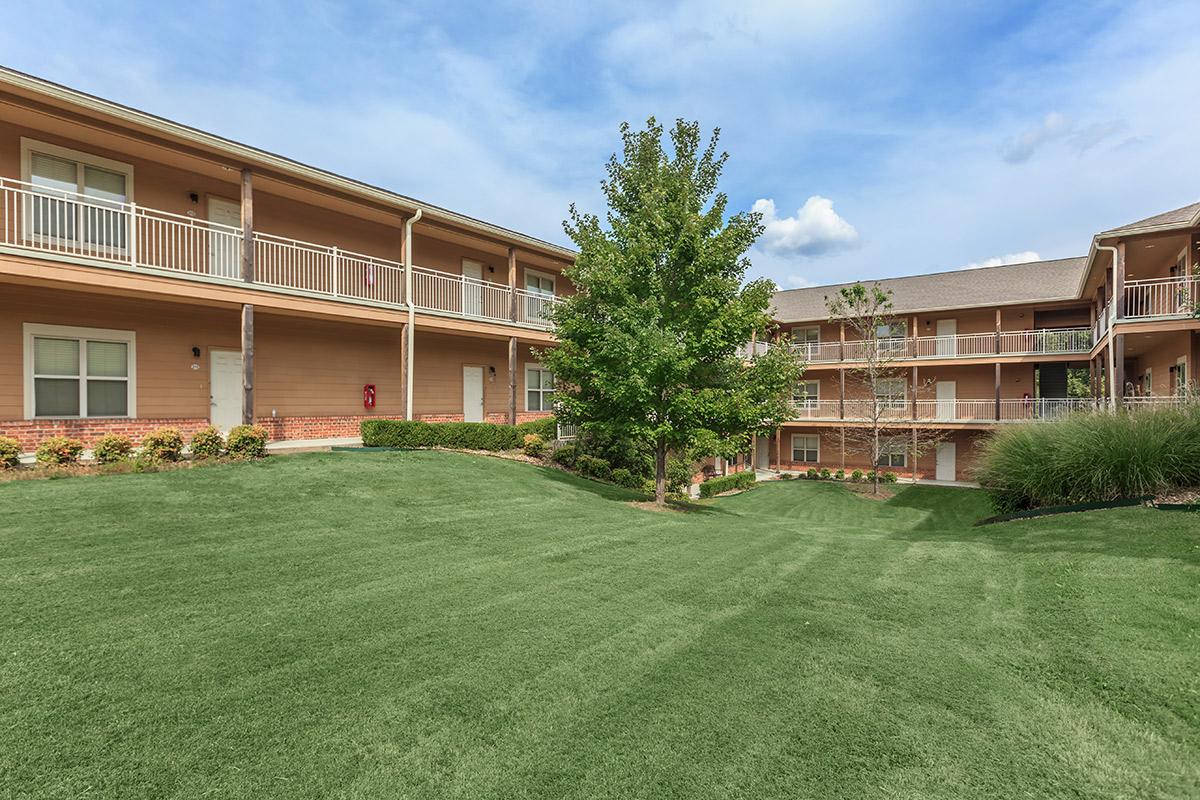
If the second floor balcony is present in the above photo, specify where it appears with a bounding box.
[780,327,1094,365]
[0,178,562,330]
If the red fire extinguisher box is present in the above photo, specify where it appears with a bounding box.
[363,384,376,409]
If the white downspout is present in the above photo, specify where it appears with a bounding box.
[1096,244,1119,408]
[404,208,423,420]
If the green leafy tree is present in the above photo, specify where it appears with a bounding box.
[540,118,803,504]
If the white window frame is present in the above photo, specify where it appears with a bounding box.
[524,268,556,297]
[791,434,820,463]
[793,327,820,343]
[524,363,555,412]
[793,380,820,407]
[23,323,137,419]
[876,437,907,468]
[875,377,908,410]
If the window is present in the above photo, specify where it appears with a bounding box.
[791,434,819,463]
[792,380,820,408]
[875,378,907,410]
[22,139,133,250]
[876,321,908,354]
[877,438,907,468]
[791,327,820,358]
[24,324,135,418]
[525,364,555,412]
[525,270,556,296]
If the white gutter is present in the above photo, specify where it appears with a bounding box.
[404,208,423,421]
[1096,244,1120,407]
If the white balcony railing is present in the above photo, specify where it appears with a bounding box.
[772,327,1093,364]
[790,400,842,419]
[0,177,558,330]
[1124,276,1200,320]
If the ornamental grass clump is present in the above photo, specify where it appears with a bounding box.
[976,405,1200,512]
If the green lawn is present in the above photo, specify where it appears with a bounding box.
[2,452,1197,799]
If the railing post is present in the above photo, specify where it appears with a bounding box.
[127,202,138,268]
[331,246,339,297]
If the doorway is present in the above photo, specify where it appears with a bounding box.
[463,365,485,422]
[935,380,956,420]
[207,197,241,278]
[462,259,483,317]
[935,441,956,482]
[935,319,957,356]
[209,350,242,431]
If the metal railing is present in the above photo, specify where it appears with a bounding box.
[1124,276,1200,320]
[0,177,557,330]
[791,396,1103,423]
[775,327,1093,364]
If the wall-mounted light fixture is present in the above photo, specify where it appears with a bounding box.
[189,192,199,204]
[191,346,201,358]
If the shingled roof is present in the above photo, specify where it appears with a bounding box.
[1099,201,1200,237]
[771,257,1089,322]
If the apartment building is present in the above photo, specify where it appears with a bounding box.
[752,204,1200,481]
[0,69,571,452]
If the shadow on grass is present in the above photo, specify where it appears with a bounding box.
[534,466,730,515]
[887,485,1200,564]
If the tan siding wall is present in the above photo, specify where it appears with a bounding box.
[1127,330,1194,395]
[411,331,545,417]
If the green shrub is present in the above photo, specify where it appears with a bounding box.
[139,428,184,462]
[576,454,612,481]
[851,469,864,483]
[884,471,898,483]
[977,405,1200,512]
[226,425,268,459]
[189,426,225,459]
[698,471,757,498]
[515,416,557,441]
[806,468,819,480]
[639,478,657,495]
[820,468,832,480]
[0,436,21,469]
[93,434,134,464]
[577,428,654,479]
[835,469,845,480]
[522,433,546,458]
[611,467,640,489]
[551,444,577,467]
[35,436,84,466]
[866,470,878,483]
[360,419,521,451]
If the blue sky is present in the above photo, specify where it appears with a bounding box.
[4,1,1198,289]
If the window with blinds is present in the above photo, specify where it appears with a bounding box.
[791,434,819,463]
[876,437,907,468]
[526,365,555,412]
[25,144,130,249]
[792,380,820,407]
[28,328,132,418]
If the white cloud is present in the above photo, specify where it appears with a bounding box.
[960,251,1041,270]
[1001,112,1125,163]
[753,196,860,257]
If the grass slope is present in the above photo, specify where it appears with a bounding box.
[1,451,1197,799]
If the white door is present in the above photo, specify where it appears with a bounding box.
[462,260,483,317]
[207,197,241,278]
[210,350,242,431]
[463,365,484,423]
[936,380,957,420]
[755,435,771,470]
[935,441,956,482]
[936,319,957,356]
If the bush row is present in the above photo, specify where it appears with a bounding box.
[977,405,1200,512]
[788,468,897,483]
[0,426,268,469]
[361,418,557,452]
[698,470,757,498]
[550,443,692,494]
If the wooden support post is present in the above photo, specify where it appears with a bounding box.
[240,169,254,283]
[1114,333,1126,406]
[839,320,845,361]
[910,315,918,357]
[911,426,918,483]
[775,427,782,472]
[911,365,918,420]
[839,369,845,419]
[840,426,846,471]
[507,336,517,425]
[400,323,410,420]
[241,304,254,425]
[994,362,1001,421]
[994,308,1001,354]
[507,247,518,322]
[1114,242,1126,319]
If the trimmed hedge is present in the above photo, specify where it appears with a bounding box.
[36,436,84,466]
[227,425,268,459]
[0,436,22,469]
[699,471,757,498]
[190,426,226,459]
[93,434,134,464]
[361,419,522,451]
[516,417,557,441]
[141,428,184,462]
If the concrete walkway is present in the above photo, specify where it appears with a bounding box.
[266,436,362,454]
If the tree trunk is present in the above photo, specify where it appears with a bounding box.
[872,425,881,495]
[655,437,667,505]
